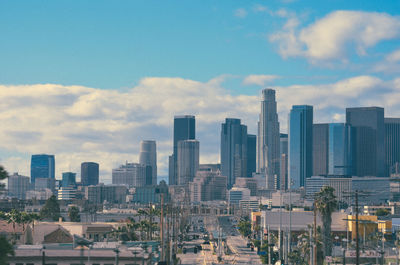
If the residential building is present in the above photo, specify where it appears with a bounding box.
[30,154,55,184]
[112,162,146,188]
[177,139,199,186]
[169,115,196,185]
[288,105,313,189]
[139,140,157,185]
[346,107,385,177]
[257,89,280,188]
[81,162,99,186]
[7,173,30,200]
[221,118,248,189]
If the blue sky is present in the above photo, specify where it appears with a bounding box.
[0,1,399,182]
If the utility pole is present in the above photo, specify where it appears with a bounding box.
[267,224,271,265]
[355,190,359,265]
[309,226,313,265]
[313,202,317,265]
[160,193,164,262]
[289,179,292,253]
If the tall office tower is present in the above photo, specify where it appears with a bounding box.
[62,172,76,188]
[346,107,385,177]
[288,105,313,189]
[313,124,329,176]
[81,162,99,186]
[221,118,248,189]
[139,140,157,185]
[177,140,199,185]
[247,134,257,177]
[280,133,288,190]
[31,154,55,184]
[169,115,196,185]
[257,89,280,189]
[385,118,400,175]
[328,123,353,175]
[112,162,146,188]
[8,173,30,200]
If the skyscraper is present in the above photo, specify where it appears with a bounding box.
[257,89,280,189]
[313,123,329,176]
[177,139,199,186]
[8,173,30,200]
[221,118,247,189]
[139,140,157,185]
[288,105,313,189]
[30,154,55,184]
[280,133,288,190]
[385,118,400,175]
[328,123,353,175]
[112,162,146,188]
[169,115,196,185]
[81,162,99,186]
[346,107,384,177]
[247,134,257,177]
[62,172,76,188]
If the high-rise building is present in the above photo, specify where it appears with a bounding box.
[8,173,30,200]
[221,118,248,189]
[288,105,313,189]
[177,139,199,186]
[30,154,55,184]
[81,162,99,186]
[169,115,196,185]
[62,172,76,188]
[328,123,353,175]
[139,140,157,185]
[247,135,257,177]
[257,89,280,188]
[385,118,400,175]
[189,171,227,202]
[280,133,288,190]
[112,163,146,188]
[346,107,385,177]
[85,184,127,204]
[313,124,329,176]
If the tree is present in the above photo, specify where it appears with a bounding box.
[315,186,338,257]
[68,206,81,222]
[40,195,61,221]
[238,219,251,238]
[375,208,390,216]
[0,165,9,193]
[0,235,14,264]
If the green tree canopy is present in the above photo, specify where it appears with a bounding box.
[0,235,14,264]
[375,208,390,216]
[68,206,80,222]
[238,219,251,238]
[40,195,61,221]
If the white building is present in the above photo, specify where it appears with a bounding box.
[228,187,251,205]
[112,162,146,188]
[57,187,76,200]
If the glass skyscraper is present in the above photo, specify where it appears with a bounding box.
[288,105,313,189]
[346,107,384,177]
[328,123,353,175]
[81,162,99,186]
[247,134,257,178]
[177,139,199,186]
[385,118,400,175]
[62,172,77,188]
[221,118,248,189]
[313,123,329,176]
[139,140,157,185]
[169,115,196,185]
[30,154,55,184]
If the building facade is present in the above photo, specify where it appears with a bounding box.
[247,134,257,178]
[30,154,55,184]
[62,172,76,188]
[221,118,248,189]
[313,123,329,176]
[288,105,313,189]
[8,173,30,200]
[81,162,99,186]
[177,139,199,186]
[346,107,385,177]
[328,123,353,175]
[85,184,127,204]
[112,163,146,188]
[139,140,157,185]
[280,134,288,190]
[169,115,196,185]
[257,89,280,188]
[385,118,400,175]
[189,171,227,202]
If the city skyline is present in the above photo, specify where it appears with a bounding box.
[1,1,400,183]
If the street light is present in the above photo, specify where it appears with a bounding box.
[113,248,120,265]
[41,245,46,265]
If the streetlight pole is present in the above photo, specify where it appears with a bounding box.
[113,248,120,265]
[41,245,46,265]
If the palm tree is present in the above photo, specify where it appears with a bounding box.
[315,186,338,257]
[137,206,160,240]
[5,209,22,243]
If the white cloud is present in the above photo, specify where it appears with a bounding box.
[1,74,400,184]
[374,49,400,73]
[242,75,280,86]
[234,8,248,18]
[270,10,400,62]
